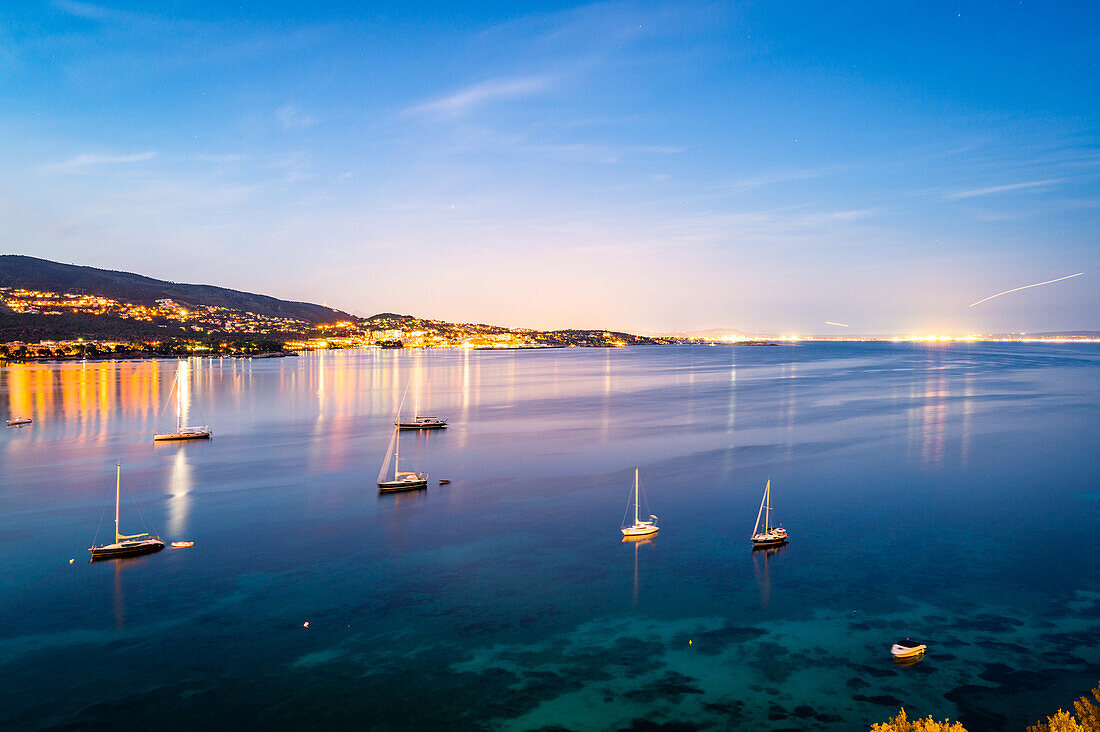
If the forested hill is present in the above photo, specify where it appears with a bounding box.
[0,255,354,324]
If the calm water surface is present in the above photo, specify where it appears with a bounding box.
[1,344,1098,731]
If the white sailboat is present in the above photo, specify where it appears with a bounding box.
[89,463,165,560]
[395,368,447,430]
[750,479,787,547]
[377,424,428,492]
[621,468,659,538]
[154,361,211,441]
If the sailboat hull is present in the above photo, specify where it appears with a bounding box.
[396,421,447,430]
[89,538,165,560]
[378,479,428,493]
[154,430,211,441]
[750,530,788,547]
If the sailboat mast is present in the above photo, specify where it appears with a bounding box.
[633,468,640,525]
[764,479,771,531]
[114,463,121,543]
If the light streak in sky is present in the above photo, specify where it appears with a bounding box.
[969,272,1084,307]
[825,321,849,327]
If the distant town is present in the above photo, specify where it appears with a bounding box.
[0,286,673,359]
[0,285,1096,361]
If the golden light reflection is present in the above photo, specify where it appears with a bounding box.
[907,354,949,469]
[921,374,948,467]
[4,360,162,439]
[113,561,125,630]
[623,534,654,608]
[960,371,974,466]
[177,359,193,428]
[726,349,737,433]
[167,447,194,537]
[602,348,612,441]
[752,542,786,609]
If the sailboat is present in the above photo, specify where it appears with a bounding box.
[395,414,447,430]
[89,464,165,560]
[154,361,211,441]
[750,479,788,548]
[377,424,429,492]
[621,468,659,538]
[395,371,447,430]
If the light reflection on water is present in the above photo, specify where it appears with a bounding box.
[0,343,1098,731]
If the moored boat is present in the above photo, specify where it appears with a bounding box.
[154,361,211,441]
[6,416,32,426]
[621,468,659,538]
[750,479,788,548]
[89,464,165,561]
[396,369,447,429]
[890,639,927,659]
[377,424,428,492]
[396,415,448,430]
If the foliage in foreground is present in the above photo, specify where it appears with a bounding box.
[870,682,1100,732]
[1027,683,1100,732]
[870,708,967,731]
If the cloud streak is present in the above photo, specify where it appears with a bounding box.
[948,178,1064,199]
[276,104,318,130]
[405,75,556,118]
[44,151,156,172]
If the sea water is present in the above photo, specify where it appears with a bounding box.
[1,343,1098,731]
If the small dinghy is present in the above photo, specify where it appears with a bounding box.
[890,638,927,659]
[171,541,194,548]
[7,417,32,427]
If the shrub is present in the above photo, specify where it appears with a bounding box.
[1028,683,1100,732]
[871,708,967,731]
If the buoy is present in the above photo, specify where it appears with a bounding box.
[303,621,310,628]
[688,639,693,646]
[69,558,75,564]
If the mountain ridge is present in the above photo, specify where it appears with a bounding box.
[0,255,354,324]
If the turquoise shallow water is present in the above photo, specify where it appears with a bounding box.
[1,343,1098,730]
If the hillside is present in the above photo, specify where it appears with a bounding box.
[0,256,674,350]
[0,255,354,324]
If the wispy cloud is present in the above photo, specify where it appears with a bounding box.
[405,75,556,118]
[724,169,828,191]
[276,104,318,130]
[52,0,131,22]
[268,151,313,183]
[195,153,248,163]
[947,178,1064,199]
[44,151,156,172]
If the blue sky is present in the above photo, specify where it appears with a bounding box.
[1,0,1097,333]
